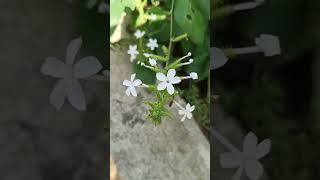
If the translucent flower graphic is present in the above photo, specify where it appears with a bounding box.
[127,45,139,62]
[134,30,145,39]
[122,74,142,97]
[146,38,159,51]
[211,47,228,70]
[220,132,271,180]
[178,103,195,122]
[156,69,181,95]
[41,37,102,111]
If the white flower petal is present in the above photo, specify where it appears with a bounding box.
[66,37,82,64]
[130,73,136,81]
[149,58,157,66]
[231,167,244,180]
[178,110,185,115]
[73,56,102,78]
[186,104,195,112]
[243,132,258,156]
[49,79,67,109]
[167,69,176,79]
[157,82,167,90]
[123,80,131,86]
[244,160,263,180]
[190,72,198,80]
[147,39,158,50]
[134,30,145,39]
[66,78,86,111]
[156,72,167,81]
[41,57,67,78]
[125,87,131,96]
[255,139,271,159]
[255,34,281,57]
[211,47,228,70]
[130,86,137,97]
[186,112,192,119]
[133,79,142,86]
[170,77,181,84]
[220,152,243,168]
[180,115,186,122]
[166,83,175,95]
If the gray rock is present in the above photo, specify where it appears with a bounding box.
[110,50,210,180]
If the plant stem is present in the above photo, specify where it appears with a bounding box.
[166,0,175,67]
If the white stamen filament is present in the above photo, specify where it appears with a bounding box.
[177,52,192,62]
[180,76,192,80]
[140,84,149,88]
[173,100,184,110]
[180,60,193,66]
[140,63,154,70]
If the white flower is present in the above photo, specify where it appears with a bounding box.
[41,37,102,111]
[149,58,157,66]
[190,72,198,80]
[122,74,142,97]
[127,45,139,62]
[156,69,181,95]
[178,103,195,122]
[220,132,271,180]
[134,30,145,39]
[147,38,158,51]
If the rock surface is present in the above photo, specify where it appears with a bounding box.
[110,50,210,180]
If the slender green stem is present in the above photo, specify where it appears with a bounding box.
[166,0,175,67]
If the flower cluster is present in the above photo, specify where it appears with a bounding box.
[123,30,198,124]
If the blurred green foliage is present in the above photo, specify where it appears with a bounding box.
[110,0,210,81]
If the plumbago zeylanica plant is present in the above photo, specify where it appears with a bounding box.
[119,0,209,125]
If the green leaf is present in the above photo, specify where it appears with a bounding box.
[190,0,210,20]
[110,0,136,32]
[174,0,207,45]
[133,63,156,84]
